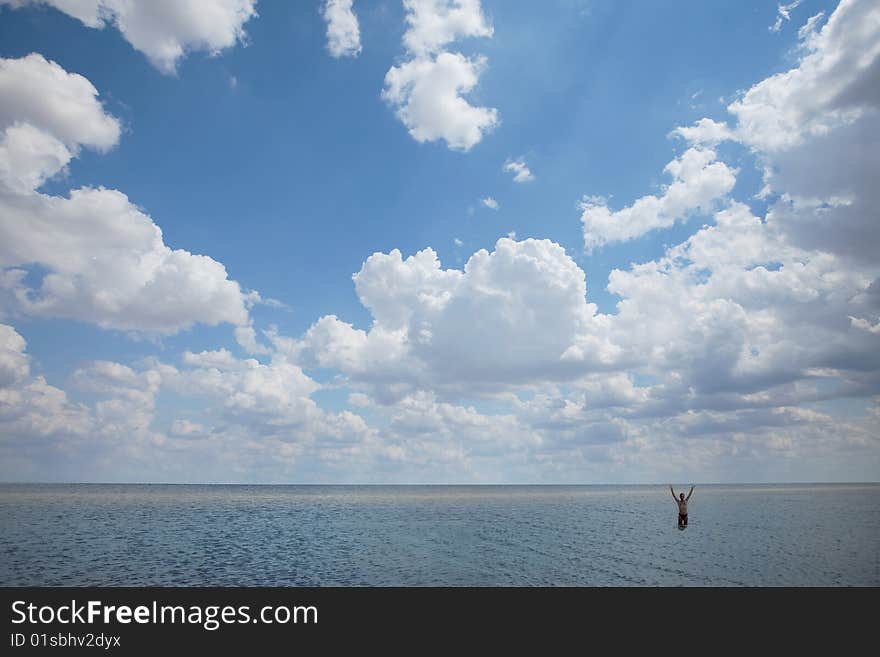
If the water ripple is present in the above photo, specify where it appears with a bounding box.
[1,484,878,586]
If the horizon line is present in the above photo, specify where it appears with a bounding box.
[1,481,877,486]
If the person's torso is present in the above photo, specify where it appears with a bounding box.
[677,499,688,514]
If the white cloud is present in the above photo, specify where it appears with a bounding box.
[3,2,880,483]
[55,346,377,479]
[322,0,361,58]
[670,118,733,146]
[401,0,493,55]
[0,338,375,482]
[294,238,618,401]
[715,0,880,262]
[324,0,871,478]
[0,374,93,441]
[382,0,498,151]
[0,122,71,195]
[481,196,498,209]
[170,353,320,417]
[1,1,258,74]
[770,1,802,32]
[605,201,879,399]
[568,2,880,474]
[0,53,120,155]
[181,348,244,370]
[731,1,878,152]
[0,52,119,194]
[666,0,880,264]
[453,237,463,246]
[234,324,271,355]
[0,323,29,387]
[580,147,736,251]
[382,52,498,151]
[0,324,92,444]
[0,187,253,333]
[69,359,163,441]
[375,391,540,473]
[158,350,374,449]
[503,157,534,183]
[0,55,255,334]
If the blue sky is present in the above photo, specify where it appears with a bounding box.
[1,1,807,365]
[0,0,877,483]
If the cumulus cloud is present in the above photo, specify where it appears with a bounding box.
[0,54,120,152]
[293,199,876,421]
[4,1,879,483]
[0,122,72,194]
[0,188,253,332]
[293,238,618,402]
[401,0,493,55]
[667,1,880,264]
[730,1,879,153]
[0,323,29,387]
[48,346,378,481]
[69,359,163,441]
[278,0,879,479]
[360,390,542,479]
[481,196,498,209]
[580,147,736,252]
[0,55,255,335]
[670,118,733,146]
[503,157,534,183]
[605,201,880,398]
[0,54,120,193]
[234,324,272,355]
[1,0,258,73]
[322,0,361,58]
[382,52,498,151]
[0,324,92,447]
[173,348,321,408]
[0,374,92,444]
[159,347,372,450]
[382,0,498,150]
[699,0,880,262]
[557,1,880,475]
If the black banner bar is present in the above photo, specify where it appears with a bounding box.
[1,587,874,653]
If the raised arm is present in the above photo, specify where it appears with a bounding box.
[670,485,677,500]
[686,485,694,501]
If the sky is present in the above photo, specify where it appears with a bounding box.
[0,0,878,483]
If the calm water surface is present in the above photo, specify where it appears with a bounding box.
[1,484,877,586]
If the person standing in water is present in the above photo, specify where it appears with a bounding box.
[670,485,694,527]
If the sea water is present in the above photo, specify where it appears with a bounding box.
[1,484,877,586]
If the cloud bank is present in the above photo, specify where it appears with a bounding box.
[1,0,878,483]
